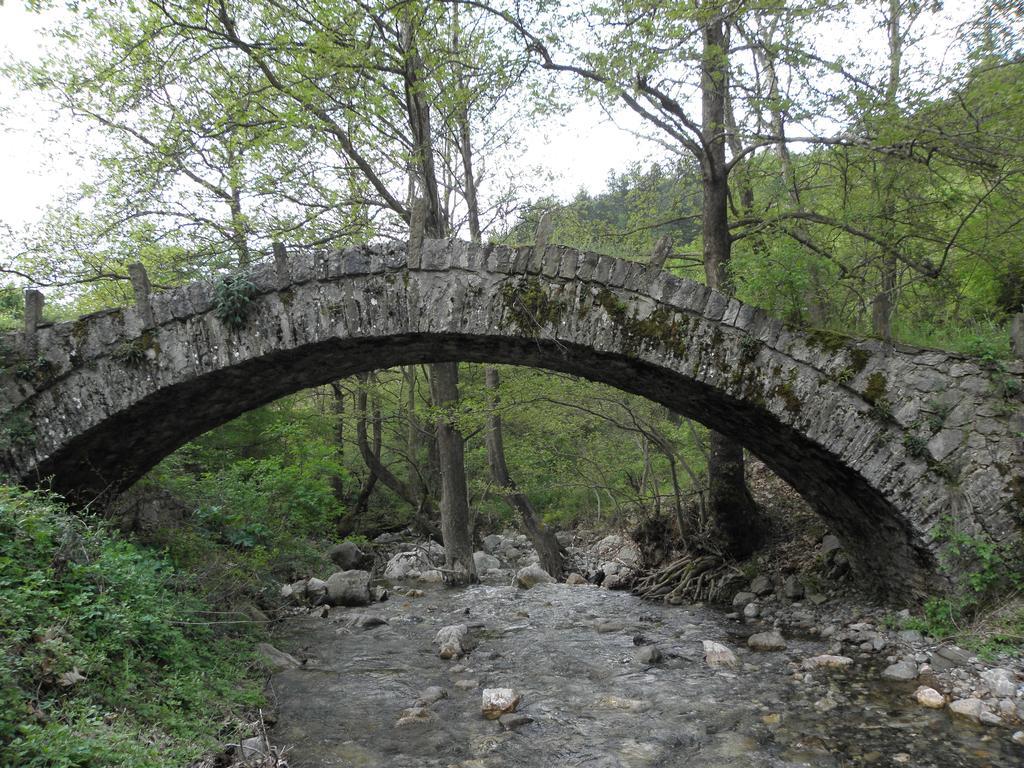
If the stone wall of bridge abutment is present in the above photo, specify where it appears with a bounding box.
[1,238,1021,601]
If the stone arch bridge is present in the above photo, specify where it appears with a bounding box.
[1,239,1021,600]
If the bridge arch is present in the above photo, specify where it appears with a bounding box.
[2,239,1021,600]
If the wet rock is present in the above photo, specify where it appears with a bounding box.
[499,712,534,730]
[748,631,787,651]
[371,585,389,602]
[336,612,387,629]
[949,698,987,723]
[603,572,631,590]
[455,679,480,690]
[801,655,853,670]
[750,575,773,596]
[979,709,1003,726]
[329,540,370,571]
[732,591,756,607]
[599,695,650,712]
[435,624,469,659]
[415,686,448,706]
[256,642,301,671]
[782,575,804,600]
[1012,731,1024,746]
[325,569,372,606]
[635,645,662,664]
[703,640,738,668]
[473,551,501,573]
[595,620,625,634]
[914,686,945,708]
[396,706,435,726]
[881,660,918,681]
[515,564,555,589]
[482,688,521,719]
[980,667,1018,698]
[566,572,588,585]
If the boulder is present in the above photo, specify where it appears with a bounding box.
[881,660,918,681]
[949,698,987,723]
[435,624,469,659]
[473,551,501,573]
[566,572,588,586]
[748,631,787,651]
[256,642,300,672]
[749,575,773,596]
[635,645,662,664]
[482,688,521,719]
[515,564,555,589]
[329,541,371,571]
[782,575,804,600]
[980,668,1018,698]
[306,577,328,604]
[731,591,757,607]
[821,534,842,557]
[931,644,972,671]
[325,570,372,607]
[482,534,506,553]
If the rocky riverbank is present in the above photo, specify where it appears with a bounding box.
[231,528,1024,767]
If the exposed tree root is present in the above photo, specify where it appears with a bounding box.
[632,549,745,604]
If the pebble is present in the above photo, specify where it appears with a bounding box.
[748,630,787,651]
[801,655,853,670]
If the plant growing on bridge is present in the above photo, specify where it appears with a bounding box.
[214,274,257,332]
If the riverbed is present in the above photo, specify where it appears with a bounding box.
[268,583,1023,767]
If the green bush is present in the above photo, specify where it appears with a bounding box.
[0,486,264,767]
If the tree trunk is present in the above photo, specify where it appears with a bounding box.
[484,367,564,577]
[401,17,476,581]
[700,9,764,559]
[428,362,478,584]
[329,381,346,504]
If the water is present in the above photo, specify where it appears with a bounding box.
[268,583,1023,767]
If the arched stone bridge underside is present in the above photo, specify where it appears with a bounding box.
[2,239,1022,600]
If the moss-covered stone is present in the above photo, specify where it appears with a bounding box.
[112,331,160,368]
[500,277,567,336]
[592,289,690,357]
[863,372,887,405]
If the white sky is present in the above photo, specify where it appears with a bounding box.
[0,2,986,239]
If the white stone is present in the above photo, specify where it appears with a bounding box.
[515,563,555,589]
[482,688,521,719]
[980,667,1018,698]
[913,686,945,709]
[703,640,738,668]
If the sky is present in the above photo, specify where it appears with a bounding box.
[0,2,987,244]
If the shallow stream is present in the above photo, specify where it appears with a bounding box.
[269,583,1023,767]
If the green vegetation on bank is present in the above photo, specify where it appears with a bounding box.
[0,486,265,767]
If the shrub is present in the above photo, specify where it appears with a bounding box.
[0,486,264,767]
